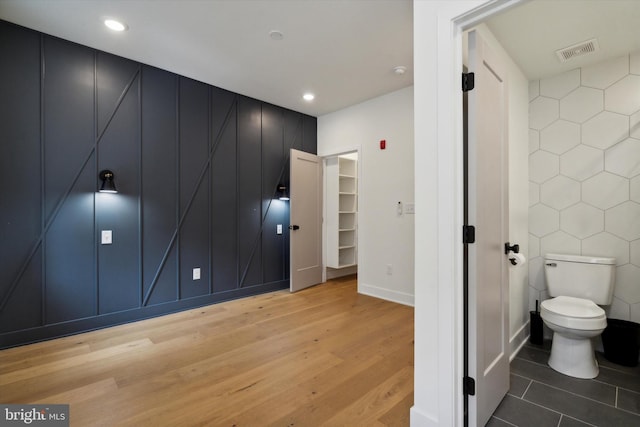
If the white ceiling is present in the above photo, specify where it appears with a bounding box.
[2,1,639,118]
[486,0,640,80]
[0,0,413,117]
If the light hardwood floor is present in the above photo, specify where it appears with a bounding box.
[0,276,414,426]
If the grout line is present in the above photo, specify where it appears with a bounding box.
[518,391,566,417]
[514,355,550,369]
[521,379,534,399]
[526,379,617,409]
[592,377,640,395]
[597,361,640,377]
[491,415,518,426]
[510,372,531,380]
[615,386,619,408]
[562,414,598,427]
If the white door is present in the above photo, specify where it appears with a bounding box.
[290,149,323,292]
[467,30,510,427]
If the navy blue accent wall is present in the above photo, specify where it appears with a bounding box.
[0,21,316,348]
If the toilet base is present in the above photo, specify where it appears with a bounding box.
[548,333,599,379]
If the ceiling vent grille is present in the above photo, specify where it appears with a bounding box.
[556,39,600,63]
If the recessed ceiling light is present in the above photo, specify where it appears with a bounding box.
[269,30,284,41]
[303,93,315,101]
[104,19,127,32]
[393,66,407,75]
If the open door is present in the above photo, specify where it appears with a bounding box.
[290,149,323,292]
[465,30,510,427]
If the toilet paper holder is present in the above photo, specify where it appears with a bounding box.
[504,242,519,255]
[505,242,522,266]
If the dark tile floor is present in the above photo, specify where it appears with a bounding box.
[488,340,640,427]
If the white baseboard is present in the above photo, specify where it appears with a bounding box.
[410,406,439,426]
[358,282,414,306]
[509,320,530,362]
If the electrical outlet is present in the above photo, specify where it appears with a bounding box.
[101,230,112,245]
[193,268,201,280]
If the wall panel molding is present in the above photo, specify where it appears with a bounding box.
[0,20,316,349]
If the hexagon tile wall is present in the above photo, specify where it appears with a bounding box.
[529,51,640,323]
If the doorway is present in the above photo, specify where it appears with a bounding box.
[322,150,360,282]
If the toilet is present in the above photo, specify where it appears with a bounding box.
[540,253,616,379]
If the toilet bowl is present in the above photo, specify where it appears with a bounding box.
[540,296,607,379]
[541,253,616,379]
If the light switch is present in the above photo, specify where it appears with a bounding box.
[193,268,201,280]
[277,224,283,235]
[101,230,112,245]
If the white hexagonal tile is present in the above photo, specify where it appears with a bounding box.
[529,286,541,311]
[529,80,540,102]
[605,75,640,115]
[582,55,628,89]
[614,264,640,304]
[529,130,540,154]
[582,232,629,265]
[540,175,580,209]
[540,231,580,256]
[606,201,640,240]
[530,97,559,130]
[528,257,546,291]
[529,234,540,259]
[561,202,604,239]
[632,303,640,323]
[631,110,640,139]
[560,87,603,123]
[605,138,640,178]
[530,150,559,183]
[540,69,580,99]
[582,172,629,210]
[540,120,580,154]
[631,52,640,75]
[541,290,551,304]
[529,203,559,237]
[605,297,630,320]
[630,239,640,267]
[529,182,540,207]
[631,176,640,203]
[559,145,603,181]
[582,111,629,150]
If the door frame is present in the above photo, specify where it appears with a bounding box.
[411,1,527,426]
[320,145,362,283]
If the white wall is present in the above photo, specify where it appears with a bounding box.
[412,1,527,426]
[317,86,415,306]
[528,52,640,323]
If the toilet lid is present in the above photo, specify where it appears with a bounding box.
[541,296,604,318]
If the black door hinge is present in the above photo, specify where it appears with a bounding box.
[463,376,476,396]
[462,72,475,92]
[463,225,475,244]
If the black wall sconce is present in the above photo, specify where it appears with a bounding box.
[277,185,289,201]
[99,170,118,193]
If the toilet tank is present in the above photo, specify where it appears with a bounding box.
[544,253,616,305]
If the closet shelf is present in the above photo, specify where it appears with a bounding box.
[327,155,358,270]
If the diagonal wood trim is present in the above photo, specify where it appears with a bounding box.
[0,64,141,316]
[238,114,302,288]
[142,96,238,306]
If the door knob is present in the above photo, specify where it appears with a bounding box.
[289,225,300,230]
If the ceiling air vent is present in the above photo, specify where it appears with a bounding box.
[556,38,600,63]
